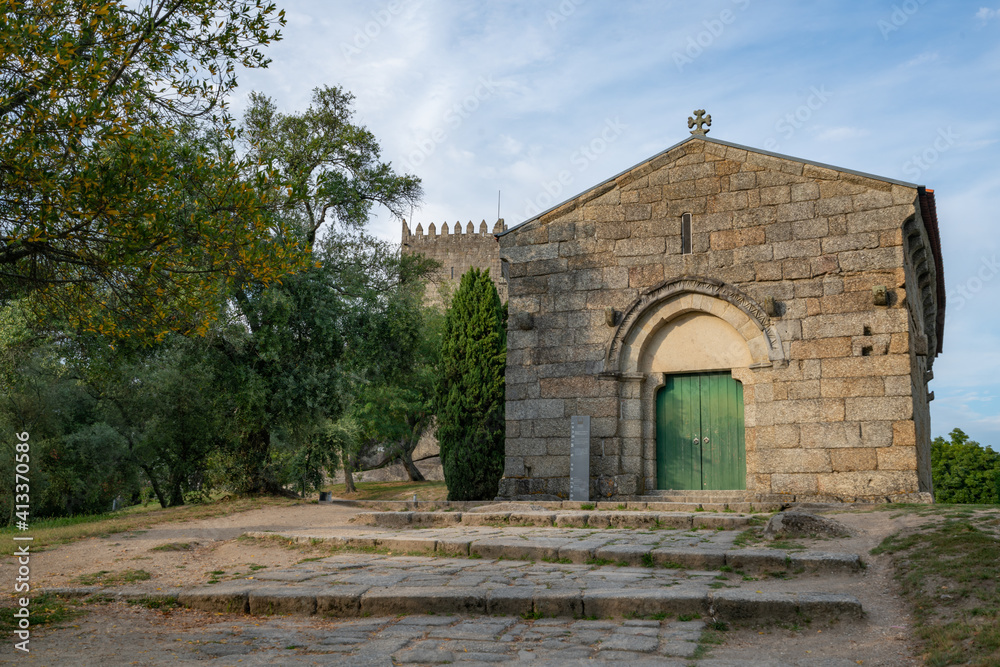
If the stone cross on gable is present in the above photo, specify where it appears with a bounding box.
[688,109,711,135]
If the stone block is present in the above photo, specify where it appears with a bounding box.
[893,420,916,446]
[178,586,250,614]
[861,421,894,447]
[838,247,901,272]
[650,548,726,570]
[791,337,851,359]
[376,537,437,554]
[752,449,831,474]
[877,447,918,471]
[816,470,919,497]
[710,590,862,622]
[314,587,367,617]
[725,550,789,573]
[799,422,862,448]
[249,588,318,615]
[769,473,818,494]
[820,355,911,378]
[535,589,584,618]
[583,589,708,619]
[820,377,884,398]
[830,448,878,472]
[844,397,913,421]
[615,236,665,256]
[883,375,911,396]
[361,587,486,616]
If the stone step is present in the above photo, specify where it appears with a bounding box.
[249,531,864,576]
[44,584,863,624]
[351,510,758,530]
[327,499,785,513]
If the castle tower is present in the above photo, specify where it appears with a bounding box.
[402,218,508,307]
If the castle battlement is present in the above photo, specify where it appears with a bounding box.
[402,218,507,240]
[401,218,507,305]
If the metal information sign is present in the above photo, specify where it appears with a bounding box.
[569,415,590,501]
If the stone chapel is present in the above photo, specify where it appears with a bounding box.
[493,117,944,503]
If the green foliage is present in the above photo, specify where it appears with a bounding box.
[203,87,423,495]
[932,429,1000,504]
[0,0,300,340]
[435,268,506,501]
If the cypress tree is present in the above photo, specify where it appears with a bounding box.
[436,268,506,500]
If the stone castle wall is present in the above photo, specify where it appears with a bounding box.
[497,136,942,503]
[402,219,508,306]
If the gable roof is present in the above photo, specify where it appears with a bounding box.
[501,135,924,237]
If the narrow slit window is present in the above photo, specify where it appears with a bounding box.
[681,213,692,254]
[451,266,455,279]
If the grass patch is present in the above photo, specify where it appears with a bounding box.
[580,503,595,511]
[127,597,180,610]
[873,512,1000,666]
[149,542,194,552]
[586,557,613,566]
[0,594,88,632]
[0,496,301,556]
[75,568,152,586]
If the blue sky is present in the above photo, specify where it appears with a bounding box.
[235,1,1000,449]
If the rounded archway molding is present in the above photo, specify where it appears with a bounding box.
[603,276,786,375]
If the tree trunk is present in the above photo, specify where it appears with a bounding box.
[342,448,356,494]
[243,428,282,495]
[140,464,168,509]
[400,440,426,482]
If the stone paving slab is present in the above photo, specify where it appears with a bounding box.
[246,525,864,575]
[45,549,863,623]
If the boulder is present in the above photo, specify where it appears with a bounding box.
[763,512,851,540]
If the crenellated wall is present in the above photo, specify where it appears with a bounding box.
[402,218,508,306]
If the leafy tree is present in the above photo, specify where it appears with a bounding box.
[0,307,139,520]
[0,0,299,339]
[87,338,228,507]
[931,428,1000,504]
[435,268,506,501]
[201,86,422,495]
[349,284,442,483]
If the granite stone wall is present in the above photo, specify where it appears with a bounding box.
[497,136,942,503]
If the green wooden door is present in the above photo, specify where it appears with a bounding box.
[656,373,745,490]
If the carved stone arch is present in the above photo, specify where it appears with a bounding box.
[603,276,785,374]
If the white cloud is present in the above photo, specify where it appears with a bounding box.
[976,7,999,23]
[903,51,940,68]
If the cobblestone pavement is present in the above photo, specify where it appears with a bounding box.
[24,606,709,666]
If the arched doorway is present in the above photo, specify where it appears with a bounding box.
[602,277,785,495]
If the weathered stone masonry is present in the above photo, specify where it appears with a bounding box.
[496,135,944,503]
[402,219,507,306]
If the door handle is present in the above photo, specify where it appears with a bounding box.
[703,437,710,444]
[692,437,699,444]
